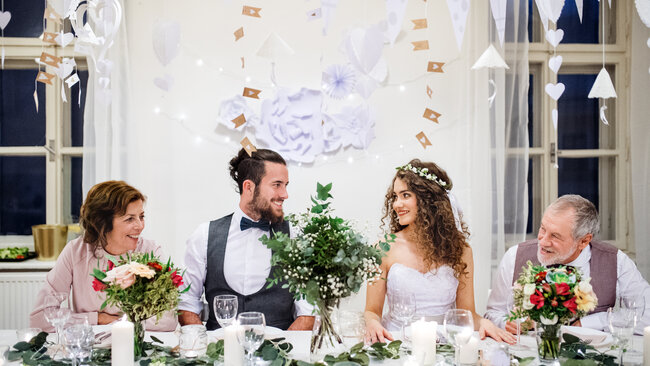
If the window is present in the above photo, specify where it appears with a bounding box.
[0,1,86,241]
[525,0,629,250]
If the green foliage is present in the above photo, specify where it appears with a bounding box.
[560,333,618,366]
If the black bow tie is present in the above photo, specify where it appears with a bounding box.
[240,217,271,232]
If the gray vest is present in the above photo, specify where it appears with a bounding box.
[205,214,295,330]
[512,239,617,314]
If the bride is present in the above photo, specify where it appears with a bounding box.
[364,159,514,344]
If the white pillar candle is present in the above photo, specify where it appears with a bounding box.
[458,335,479,365]
[224,324,244,366]
[643,326,650,366]
[411,319,437,365]
[112,317,134,366]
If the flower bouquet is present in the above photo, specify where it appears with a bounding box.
[508,261,597,362]
[91,252,189,358]
[261,183,393,357]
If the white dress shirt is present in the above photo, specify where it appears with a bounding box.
[485,244,650,334]
[178,207,312,318]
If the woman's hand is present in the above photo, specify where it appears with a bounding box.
[364,318,394,344]
[97,312,120,325]
[479,318,516,344]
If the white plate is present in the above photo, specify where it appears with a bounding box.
[561,325,613,348]
[208,326,283,340]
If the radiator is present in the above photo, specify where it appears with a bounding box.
[0,272,47,329]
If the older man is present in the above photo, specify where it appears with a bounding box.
[486,194,650,334]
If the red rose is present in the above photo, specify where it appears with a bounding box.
[171,270,184,288]
[107,260,115,271]
[92,278,107,291]
[563,297,578,314]
[555,283,570,296]
[551,299,559,307]
[148,262,163,271]
[530,290,545,309]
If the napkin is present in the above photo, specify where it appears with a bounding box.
[561,326,610,347]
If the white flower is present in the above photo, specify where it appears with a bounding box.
[217,95,258,131]
[540,314,558,325]
[523,297,534,310]
[578,279,593,294]
[523,284,536,296]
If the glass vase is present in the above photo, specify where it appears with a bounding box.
[130,318,146,360]
[535,323,561,364]
[310,300,343,362]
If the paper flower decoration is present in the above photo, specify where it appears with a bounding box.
[471,44,509,69]
[342,25,387,98]
[217,95,258,131]
[252,88,324,163]
[322,64,356,99]
[322,105,375,150]
[588,68,617,99]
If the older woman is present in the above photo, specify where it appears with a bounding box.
[30,181,177,331]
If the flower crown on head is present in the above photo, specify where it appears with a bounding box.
[396,163,448,188]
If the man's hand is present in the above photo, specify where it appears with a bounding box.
[571,319,582,327]
[97,312,120,325]
[178,310,203,326]
[505,319,534,334]
[287,316,315,331]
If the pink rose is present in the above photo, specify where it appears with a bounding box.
[103,264,136,289]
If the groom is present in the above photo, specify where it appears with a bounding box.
[178,148,314,330]
[485,194,650,333]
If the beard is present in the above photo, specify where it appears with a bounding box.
[537,242,579,266]
[248,186,284,224]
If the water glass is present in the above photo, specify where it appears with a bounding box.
[237,312,266,366]
[336,311,365,347]
[43,292,71,349]
[389,290,416,342]
[506,290,530,352]
[608,306,635,366]
[214,294,238,328]
[63,321,93,366]
[443,309,474,365]
[179,324,208,358]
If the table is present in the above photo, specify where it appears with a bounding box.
[0,328,645,365]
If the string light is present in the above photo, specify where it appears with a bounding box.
[347,156,354,164]
[399,85,406,92]
[153,106,161,114]
[196,59,204,66]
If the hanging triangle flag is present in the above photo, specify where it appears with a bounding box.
[231,113,247,128]
[423,108,441,123]
[575,0,583,23]
[384,0,409,45]
[471,44,509,69]
[415,131,432,149]
[234,27,244,41]
[588,67,617,99]
[243,87,261,99]
[534,0,550,31]
[446,0,470,50]
[427,61,445,73]
[43,32,58,44]
[256,32,295,60]
[39,52,61,67]
[489,0,507,47]
[411,40,429,51]
[306,8,322,20]
[426,85,433,98]
[65,73,80,88]
[44,7,62,23]
[240,137,257,156]
[242,6,261,18]
[36,71,55,85]
[411,18,428,29]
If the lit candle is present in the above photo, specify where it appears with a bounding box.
[411,319,437,365]
[112,316,134,366]
[224,323,244,366]
[643,326,650,366]
[459,335,479,365]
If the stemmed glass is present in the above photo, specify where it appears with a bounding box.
[506,290,530,352]
[43,292,71,353]
[237,312,266,366]
[389,290,416,342]
[443,309,474,366]
[63,317,93,366]
[214,294,238,328]
[608,295,646,365]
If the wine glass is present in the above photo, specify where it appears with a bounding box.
[64,318,92,366]
[237,312,266,366]
[43,292,71,352]
[443,309,474,365]
[214,294,238,328]
[506,290,530,352]
[389,290,416,342]
[608,306,635,366]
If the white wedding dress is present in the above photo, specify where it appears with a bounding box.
[382,262,459,331]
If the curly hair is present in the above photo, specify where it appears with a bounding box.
[79,180,146,257]
[381,159,470,279]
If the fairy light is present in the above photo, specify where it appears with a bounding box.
[224,136,231,143]
[347,156,354,164]
[194,136,202,144]
[218,67,224,72]
[153,106,161,114]
[245,76,252,83]
[196,59,204,66]
[399,85,406,92]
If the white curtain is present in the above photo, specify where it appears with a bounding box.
[82,0,134,198]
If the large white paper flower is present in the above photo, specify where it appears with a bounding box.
[322,105,375,151]
[322,64,356,99]
[217,95,258,131]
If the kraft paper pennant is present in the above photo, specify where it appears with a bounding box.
[242,5,261,18]
[426,85,433,98]
[234,27,244,41]
[306,8,322,20]
[44,7,62,23]
[423,108,441,123]
[241,57,245,69]
[36,71,55,85]
[65,73,80,88]
[240,137,257,156]
[39,52,61,67]
[43,32,58,44]
[231,113,247,128]
[411,40,429,51]
[243,87,261,99]
[416,131,432,149]
[0,10,11,30]
[427,61,445,73]
[411,18,427,29]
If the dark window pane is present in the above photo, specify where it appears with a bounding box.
[0,156,46,235]
[557,0,600,44]
[70,70,88,147]
[2,0,46,37]
[557,73,599,149]
[0,69,46,146]
[528,0,533,43]
[70,157,83,221]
